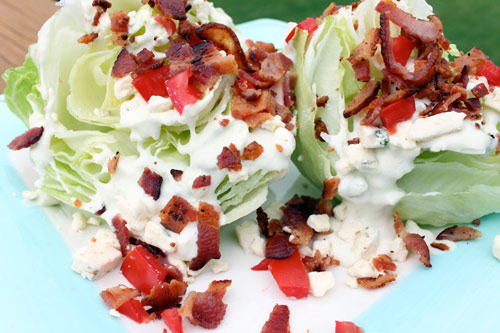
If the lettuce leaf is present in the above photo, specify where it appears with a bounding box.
[2,51,44,127]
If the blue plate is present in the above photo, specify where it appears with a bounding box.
[2,19,500,333]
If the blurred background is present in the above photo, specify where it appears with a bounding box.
[1,0,499,92]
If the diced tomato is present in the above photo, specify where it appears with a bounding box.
[117,299,151,324]
[477,60,500,86]
[154,15,176,35]
[268,250,309,299]
[335,321,363,333]
[392,36,416,66]
[379,96,416,134]
[251,258,272,271]
[132,65,170,102]
[285,17,319,43]
[121,246,169,294]
[165,69,203,114]
[161,308,183,333]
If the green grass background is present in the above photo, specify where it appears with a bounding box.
[213,0,500,64]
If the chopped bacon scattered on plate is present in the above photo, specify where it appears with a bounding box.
[7,127,44,151]
[261,304,290,333]
[436,225,482,242]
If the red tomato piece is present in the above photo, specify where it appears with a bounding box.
[154,15,176,35]
[285,17,319,43]
[379,96,416,134]
[268,250,309,299]
[335,321,363,333]
[132,66,170,102]
[251,258,272,271]
[392,36,416,66]
[117,299,151,324]
[121,246,169,294]
[477,60,500,87]
[165,69,203,114]
[161,308,183,333]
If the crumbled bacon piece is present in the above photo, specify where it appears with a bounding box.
[170,169,183,181]
[242,141,264,160]
[256,207,270,236]
[141,280,187,311]
[283,71,298,108]
[496,134,500,156]
[160,196,197,233]
[403,233,431,267]
[109,11,130,46]
[315,118,329,142]
[372,254,397,273]
[472,219,481,227]
[344,80,380,118]
[281,196,316,246]
[180,280,231,329]
[261,304,290,333]
[107,153,120,175]
[217,144,242,171]
[393,211,405,236]
[352,60,371,82]
[78,32,99,44]
[7,127,44,151]
[357,273,397,289]
[92,0,111,26]
[112,215,130,256]
[348,138,361,145]
[428,92,462,115]
[265,234,296,259]
[154,0,187,21]
[189,202,221,271]
[257,53,293,83]
[219,119,230,127]
[196,23,251,71]
[430,242,450,251]
[138,168,163,200]
[100,285,140,309]
[129,237,165,257]
[471,83,489,98]
[361,97,383,125]
[302,250,340,272]
[95,206,106,216]
[322,177,340,200]
[232,89,276,127]
[436,225,482,242]
[314,198,333,216]
[316,95,329,108]
[349,27,380,81]
[112,49,138,78]
[135,48,164,74]
[451,47,489,73]
[192,175,211,189]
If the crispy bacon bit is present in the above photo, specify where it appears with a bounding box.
[372,254,397,273]
[138,168,163,200]
[429,92,462,115]
[180,280,231,329]
[403,233,431,267]
[74,199,82,208]
[315,118,329,142]
[344,80,380,118]
[78,32,99,44]
[136,48,164,74]
[276,144,284,152]
[265,234,296,259]
[192,175,211,189]
[7,127,44,151]
[242,141,264,160]
[107,152,120,175]
[357,273,397,289]
[281,196,316,246]
[160,195,197,233]
[496,133,500,156]
[154,0,187,21]
[92,0,112,26]
[379,12,438,86]
[141,280,188,310]
[100,285,140,309]
[436,225,482,242]
[349,27,379,81]
[314,198,333,216]
[302,250,340,272]
[316,95,329,108]
[451,47,489,73]
[322,177,340,200]
[112,215,130,256]
[257,53,293,83]
[219,119,230,127]
[109,11,129,46]
[95,206,106,216]
[393,211,405,236]
[196,23,251,71]
[189,202,221,271]
[348,138,361,145]
[472,219,481,227]
[170,169,183,181]
[352,59,371,82]
[430,242,450,251]
[464,98,482,112]
[112,48,138,78]
[261,304,290,333]
[283,71,298,108]
[361,97,383,125]
[376,1,443,44]
[320,2,342,19]
[217,144,242,171]
[471,83,489,98]
[129,237,165,257]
